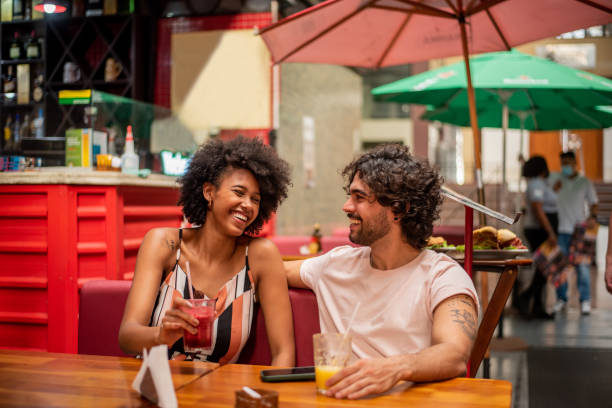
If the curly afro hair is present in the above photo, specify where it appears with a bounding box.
[178,136,291,235]
[342,144,443,249]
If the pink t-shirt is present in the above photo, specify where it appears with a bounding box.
[301,246,479,360]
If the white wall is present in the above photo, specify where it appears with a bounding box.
[360,119,413,149]
[604,128,612,182]
[481,127,530,192]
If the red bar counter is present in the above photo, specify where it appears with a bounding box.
[0,168,183,353]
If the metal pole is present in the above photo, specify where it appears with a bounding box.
[458,1,486,225]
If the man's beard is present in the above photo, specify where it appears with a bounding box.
[348,209,391,246]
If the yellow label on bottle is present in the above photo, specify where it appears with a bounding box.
[81,129,90,167]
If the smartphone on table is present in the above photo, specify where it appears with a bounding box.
[260,366,315,382]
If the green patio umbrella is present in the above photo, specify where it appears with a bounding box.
[372,49,612,184]
[421,105,612,131]
[372,50,612,110]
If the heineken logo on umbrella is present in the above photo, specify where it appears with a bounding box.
[577,72,612,89]
[503,75,549,85]
[413,71,456,91]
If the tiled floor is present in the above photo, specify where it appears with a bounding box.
[480,247,612,408]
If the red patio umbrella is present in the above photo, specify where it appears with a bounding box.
[258,0,612,207]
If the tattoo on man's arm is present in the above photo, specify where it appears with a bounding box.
[458,297,473,307]
[450,308,477,341]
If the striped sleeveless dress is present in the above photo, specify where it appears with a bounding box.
[149,229,256,364]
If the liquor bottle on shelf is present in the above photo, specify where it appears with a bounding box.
[32,108,43,138]
[1,0,12,22]
[12,0,23,20]
[3,116,13,151]
[9,32,22,60]
[72,0,85,16]
[85,0,103,16]
[25,31,40,59]
[20,113,30,139]
[103,0,117,15]
[31,71,43,103]
[12,113,21,150]
[118,0,134,13]
[32,0,43,19]
[23,0,30,19]
[3,65,16,98]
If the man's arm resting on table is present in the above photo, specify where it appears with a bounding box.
[326,294,477,399]
[284,260,308,288]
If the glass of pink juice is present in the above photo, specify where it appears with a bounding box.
[181,298,216,353]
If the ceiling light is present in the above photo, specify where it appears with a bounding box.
[34,0,68,14]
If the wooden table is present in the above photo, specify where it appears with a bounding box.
[177,364,512,407]
[0,350,217,407]
[0,351,511,407]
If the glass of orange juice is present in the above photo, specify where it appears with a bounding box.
[313,333,352,395]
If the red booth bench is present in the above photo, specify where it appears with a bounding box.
[78,280,320,366]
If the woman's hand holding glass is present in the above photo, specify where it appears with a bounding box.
[156,297,198,346]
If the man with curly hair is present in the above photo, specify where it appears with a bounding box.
[286,144,478,399]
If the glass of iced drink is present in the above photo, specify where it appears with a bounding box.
[181,298,216,353]
[313,333,352,395]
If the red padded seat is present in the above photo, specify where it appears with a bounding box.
[78,280,132,357]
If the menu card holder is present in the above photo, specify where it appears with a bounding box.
[132,345,178,408]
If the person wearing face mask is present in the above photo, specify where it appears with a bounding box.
[549,151,598,315]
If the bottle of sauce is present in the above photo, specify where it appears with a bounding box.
[121,125,139,174]
[308,223,322,254]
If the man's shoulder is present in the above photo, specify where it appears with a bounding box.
[324,245,367,261]
[420,249,466,276]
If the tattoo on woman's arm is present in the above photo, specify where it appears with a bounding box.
[166,239,176,251]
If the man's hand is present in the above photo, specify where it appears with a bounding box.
[325,357,405,399]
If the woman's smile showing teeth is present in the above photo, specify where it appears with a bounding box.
[232,212,248,223]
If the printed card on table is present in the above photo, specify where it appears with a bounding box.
[132,345,178,408]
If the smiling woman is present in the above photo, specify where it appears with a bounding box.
[118,137,295,367]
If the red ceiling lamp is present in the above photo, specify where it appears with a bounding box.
[33,0,68,14]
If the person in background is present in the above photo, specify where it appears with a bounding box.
[605,212,612,294]
[119,136,295,366]
[517,156,558,319]
[550,151,598,315]
[285,144,479,399]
